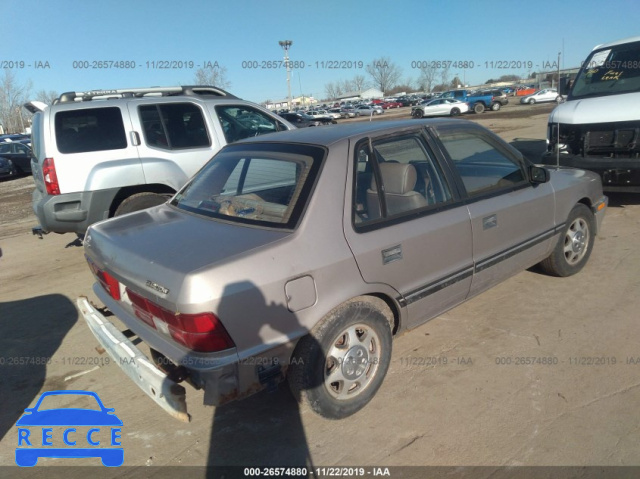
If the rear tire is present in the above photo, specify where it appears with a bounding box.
[538,204,595,277]
[491,102,501,111]
[114,192,170,216]
[288,296,393,419]
[473,102,485,114]
[450,108,461,116]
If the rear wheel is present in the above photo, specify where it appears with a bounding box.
[491,102,501,111]
[450,107,461,116]
[114,192,170,216]
[473,102,485,114]
[538,204,595,277]
[288,296,393,419]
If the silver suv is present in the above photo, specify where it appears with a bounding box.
[25,86,294,237]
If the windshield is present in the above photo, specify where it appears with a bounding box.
[570,40,640,100]
[172,143,324,229]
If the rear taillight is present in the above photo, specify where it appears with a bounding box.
[43,157,60,195]
[87,259,121,300]
[126,288,235,353]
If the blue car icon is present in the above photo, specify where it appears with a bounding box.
[16,390,123,467]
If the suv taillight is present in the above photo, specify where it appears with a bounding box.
[43,158,60,195]
[126,288,235,353]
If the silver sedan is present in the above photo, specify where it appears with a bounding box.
[79,119,607,422]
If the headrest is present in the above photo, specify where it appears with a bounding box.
[371,162,418,195]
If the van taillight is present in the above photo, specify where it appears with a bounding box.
[126,288,235,353]
[43,158,60,195]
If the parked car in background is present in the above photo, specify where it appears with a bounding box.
[441,89,498,113]
[78,119,606,422]
[306,110,332,120]
[396,96,419,107]
[0,141,32,174]
[478,89,509,107]
[341,107,357,118]
[354,105,383,116]
[25,85,295,239]
[280,111,331,126]
[381,101,402,109]
[321,109,342,120]
[411,98,470,117]
[520,89,562,104]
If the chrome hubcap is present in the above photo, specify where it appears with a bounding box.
[564,218,589,265]
[325,324,381,400]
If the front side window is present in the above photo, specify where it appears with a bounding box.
[55,107,127,154]
[173,143,324,229]
[438,129,525,197]
[354,134,453,226]
[139,103,210,150]
[216,105,286,143]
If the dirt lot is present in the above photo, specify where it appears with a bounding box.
[1,103,639,477]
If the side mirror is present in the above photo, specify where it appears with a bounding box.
[530,165,549,184]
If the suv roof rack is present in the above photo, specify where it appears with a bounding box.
[54,85,238,104]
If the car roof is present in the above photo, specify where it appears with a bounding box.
[235,118,468,148]
[594,35,640,50]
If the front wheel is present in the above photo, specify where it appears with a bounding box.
[288,297,393,419]
[529,98,536,104]
[413,109,424,118]
[450,107,461,116]
[491,102,501,111]
[538,204,595,277]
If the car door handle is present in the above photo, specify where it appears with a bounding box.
[382,245,403,264]
[130,131,141,146]
[483,214,497,230]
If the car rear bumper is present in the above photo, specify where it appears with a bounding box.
[541,152,640,192]
[33,187,120,234]
[78,296,191,422]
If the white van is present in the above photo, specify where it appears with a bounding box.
[541,36,640,192]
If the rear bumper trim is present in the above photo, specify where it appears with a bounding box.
[77,296,190,422]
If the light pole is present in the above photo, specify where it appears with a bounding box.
[279,40,293,110]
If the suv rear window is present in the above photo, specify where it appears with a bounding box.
[172,143,324,229]
[55,107,127,154]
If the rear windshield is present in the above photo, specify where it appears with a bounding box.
[172,143,324,229]
[571,40,640,100]
[55,107,127,153]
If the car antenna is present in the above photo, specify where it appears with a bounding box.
[557,51,561,168]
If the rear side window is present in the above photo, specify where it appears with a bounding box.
[139,103,211,150]
[354,134,453,226]
[55,107,127,154]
